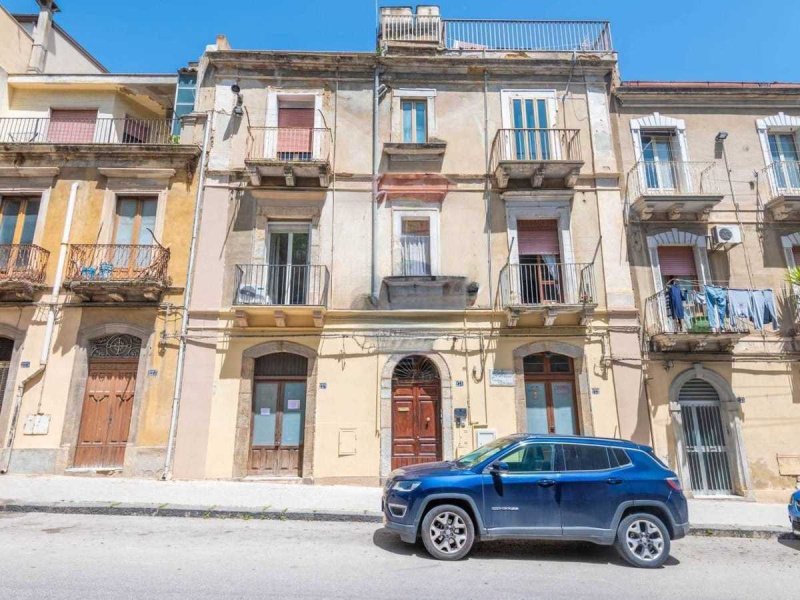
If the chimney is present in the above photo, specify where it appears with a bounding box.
[27,0,60,73]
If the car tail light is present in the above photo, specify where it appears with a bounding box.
[666,477,682,492]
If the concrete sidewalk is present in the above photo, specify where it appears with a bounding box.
[0,475,792,536]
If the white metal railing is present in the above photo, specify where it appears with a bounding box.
[246,127,332,162]
[0,117,175,144]
[380,17,613,52]
[628,161,720,198]
[761,160,800,199]
[234,264,329,307]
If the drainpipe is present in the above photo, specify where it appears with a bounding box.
[162,112,212,480]
[1,181,79,473]
[371,65,380,303]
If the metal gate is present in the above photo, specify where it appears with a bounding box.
[678,379,734,495]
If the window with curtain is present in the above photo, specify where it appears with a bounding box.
[401,100,427,143]
[400,218,431,276]
[517,219,561,303]
[640,130,677,190]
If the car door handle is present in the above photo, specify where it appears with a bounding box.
[537,479,556,487]
[606,478,623,485]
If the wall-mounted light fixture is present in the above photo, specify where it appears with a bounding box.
[715,131,729,142]
[231,83,244,117]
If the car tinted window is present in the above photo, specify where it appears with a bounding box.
[501,444,556,473]
[561,444,611,471]
[609,447,632,467]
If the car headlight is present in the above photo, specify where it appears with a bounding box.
[391,480,421,492]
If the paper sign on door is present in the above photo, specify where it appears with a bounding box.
[260,408,271,416]
[287,399,301,410]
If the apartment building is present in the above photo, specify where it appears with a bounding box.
[0,1,202,476]
[614,82,800,501]
[170,7,645,485]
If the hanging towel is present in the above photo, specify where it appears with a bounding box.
[666,283,685,319]
[705,285,728,330]
[727,289,753,324]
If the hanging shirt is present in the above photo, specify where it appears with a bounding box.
[727,289,753,325]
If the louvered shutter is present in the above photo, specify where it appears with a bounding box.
[277,108,314,154]
[518,220,560,256]
[48,109,97,143]
[657,246,697,278]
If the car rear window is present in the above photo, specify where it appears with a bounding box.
[608,447,632,468]
[561,444,611,471]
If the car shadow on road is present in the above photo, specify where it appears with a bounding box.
[777,535,800,552]
[372,527,680,567]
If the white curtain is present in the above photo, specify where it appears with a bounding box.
[401,234,431,276]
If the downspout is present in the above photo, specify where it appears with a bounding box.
[483,69,493,304]
[371,64,380,303]
[162,112,212,480]
[2,181,79,473]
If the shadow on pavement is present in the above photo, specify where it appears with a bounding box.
[372,527,680,567]
[777,535,800,552]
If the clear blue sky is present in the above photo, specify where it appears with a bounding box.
[5,0,799,81]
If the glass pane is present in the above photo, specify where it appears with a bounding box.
[523,354,545,374]
[562,444,610,471]
[525,99,536,159]
[548,354,572,373]
[281,382,306,447]
[115,199,138,245]
[290,232,309,265]
[402,100,413,143]
[20,199,39,245]
[252,382,279,446]
[0,199,21,245]
[552,382,576,435]
[138,200,157,245]
[269,232,289,264]
[512,99,525,160]
[537,99,550,159]
[525,382,548,433]
[415,101,427,143]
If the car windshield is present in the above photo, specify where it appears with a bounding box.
[455,436,518,469]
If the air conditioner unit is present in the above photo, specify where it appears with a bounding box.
[711,225,742,248]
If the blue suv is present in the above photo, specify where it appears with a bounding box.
[790,489,800,537]
[382,434,689,567]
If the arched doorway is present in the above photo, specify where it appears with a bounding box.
[249,352,308,476]
[523,352,579,435]
[391,355,441,469]
[677,378,734,495]
[74,334,141,469]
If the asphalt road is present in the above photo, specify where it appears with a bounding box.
[1,512,797,599]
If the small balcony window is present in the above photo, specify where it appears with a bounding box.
[401,100,427,143]
[399,218,431,276]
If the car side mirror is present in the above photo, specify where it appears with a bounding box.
[490,461,509,474]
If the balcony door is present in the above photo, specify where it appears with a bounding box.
[517,220,562,304]
[768,132,800,190]
[510,96,551,160]
[641,131,677,190]
[276,102,314,160]
[48,109,97,143]
[0,196,39,274]
[111,197,157,276]
[267,223,310,305]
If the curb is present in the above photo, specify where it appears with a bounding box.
[1,501,793,540]
[0,501,383,524]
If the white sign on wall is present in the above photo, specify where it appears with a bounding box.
[489,369,515,387]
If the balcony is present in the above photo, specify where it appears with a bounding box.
[232,264,329,327]
[627,161,723,220]
[760,161,800,220]
[498,262,597,327]
[0,244,49,301]
[378,13,613,53]
[63,244,170,302]
[378,276,473,310]
[245,127,332,187]
[491,129,583,189]
[0,117,175,145]
[643,283,752,352]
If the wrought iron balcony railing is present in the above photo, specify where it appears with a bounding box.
[491,128,582,167]
[234,264,329,307]
[0,118,175,145]
[761,160,800,198]
[627,160,721,199]
[499,262,596,307]
[380,16,613,52]
[0,244,49,284]
[246,127,332,162]
[64,244,170,284]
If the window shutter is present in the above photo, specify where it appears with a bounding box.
[518,220,560,256]
[48,109,97,143]
[793,245,800,267]
[657,246,697,278]
[277,108,314,154]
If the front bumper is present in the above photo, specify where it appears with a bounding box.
[381,493,417,544]
[383,519,417,543]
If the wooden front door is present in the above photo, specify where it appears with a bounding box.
[391,356,441,470]
[74,360,137,469]
[523,353,579,435]
[249,379,306,475]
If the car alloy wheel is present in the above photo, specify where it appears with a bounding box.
[625,519,665,562]
[429,511,468,554]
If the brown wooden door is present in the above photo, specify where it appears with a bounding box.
[248,379,305,476]
[74,360,137,469]
[391,380,441,470]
